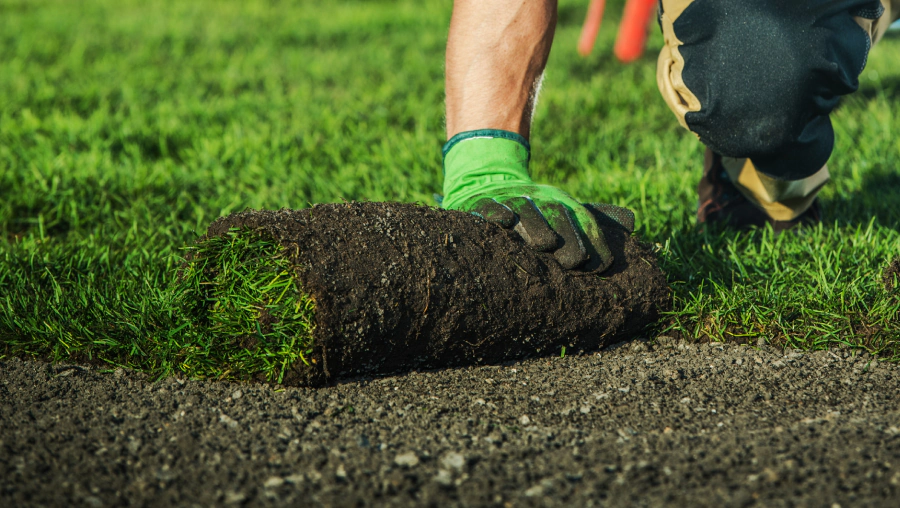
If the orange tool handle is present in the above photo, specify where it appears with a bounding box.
[577,0,606,56]
[614,0,657,63]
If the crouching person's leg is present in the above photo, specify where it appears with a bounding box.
[656,0,893,231]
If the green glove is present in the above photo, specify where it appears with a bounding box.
[441,129,614,272]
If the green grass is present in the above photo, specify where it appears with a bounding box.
[174,229,316,383]
[1,0,898,382]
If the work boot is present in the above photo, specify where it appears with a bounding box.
[697,149,821,233]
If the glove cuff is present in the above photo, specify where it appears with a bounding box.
[442,129,531,161]
[441,130,533,209]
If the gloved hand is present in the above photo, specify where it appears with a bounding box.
[441,129,620,272]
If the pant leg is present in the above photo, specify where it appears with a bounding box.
[861,0,899,44]
[657,0,889,221]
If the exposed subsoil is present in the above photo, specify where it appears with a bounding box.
[202,203,668,385]
[3,340,899,507]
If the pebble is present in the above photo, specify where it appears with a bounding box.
[283,474,305,484]
[519,415,531,426]
[218,414,238,429]
[263,477,284,488]
[441,452,465,471]
[224,492,246,504]
[394,452,419,467]
[524,484,545,497]
[231,390,242,400]
[434,469,453,486]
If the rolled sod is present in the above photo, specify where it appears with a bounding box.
[178,202,670,386]
[887,257,900,292]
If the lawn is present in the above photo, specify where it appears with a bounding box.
[1,0,898,382]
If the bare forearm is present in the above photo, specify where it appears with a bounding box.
[445,0,558,139]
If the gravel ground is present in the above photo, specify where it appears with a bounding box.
[2,339,899,507]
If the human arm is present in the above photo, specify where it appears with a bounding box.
[443,0,615,271]
[445,0,556,138]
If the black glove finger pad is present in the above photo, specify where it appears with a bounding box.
[585,203,636,234]
[581,230,614,272]
[507,197,558,252]
[542,203,589,270]
[471,198,516,228]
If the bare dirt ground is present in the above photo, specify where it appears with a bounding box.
[2,338,899,507]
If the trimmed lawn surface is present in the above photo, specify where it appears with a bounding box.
[1,0,898,381]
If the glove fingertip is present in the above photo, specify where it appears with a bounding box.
[472,199,516,228]
[584,204,636,234]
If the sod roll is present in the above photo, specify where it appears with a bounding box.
[887,257,900,292]
[186,202,670,386]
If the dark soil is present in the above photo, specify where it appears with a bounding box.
[885,257,900,291]
[3,340,899,507]
[202,203,669,386]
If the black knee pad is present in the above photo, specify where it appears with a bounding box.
[671,0,882,179]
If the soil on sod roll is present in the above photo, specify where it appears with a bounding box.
[198,202,669,386]
[886,257,900,291]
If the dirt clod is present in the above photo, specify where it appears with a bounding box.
[203,203,670,385]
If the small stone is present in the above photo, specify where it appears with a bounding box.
[284,474,305,484]
[434,469,453,486]
[127,437,142,454]
[231,390,243,400]
[519,415,531,426]
[890,471,900,486]
[219,414,238,429]
[394,452,419,468]
[580,405,591,414]
[524,484,545,497]
[224,491,246,504]
[441,452,465,471]
[263,477,284,488]
[336,464,347,480]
